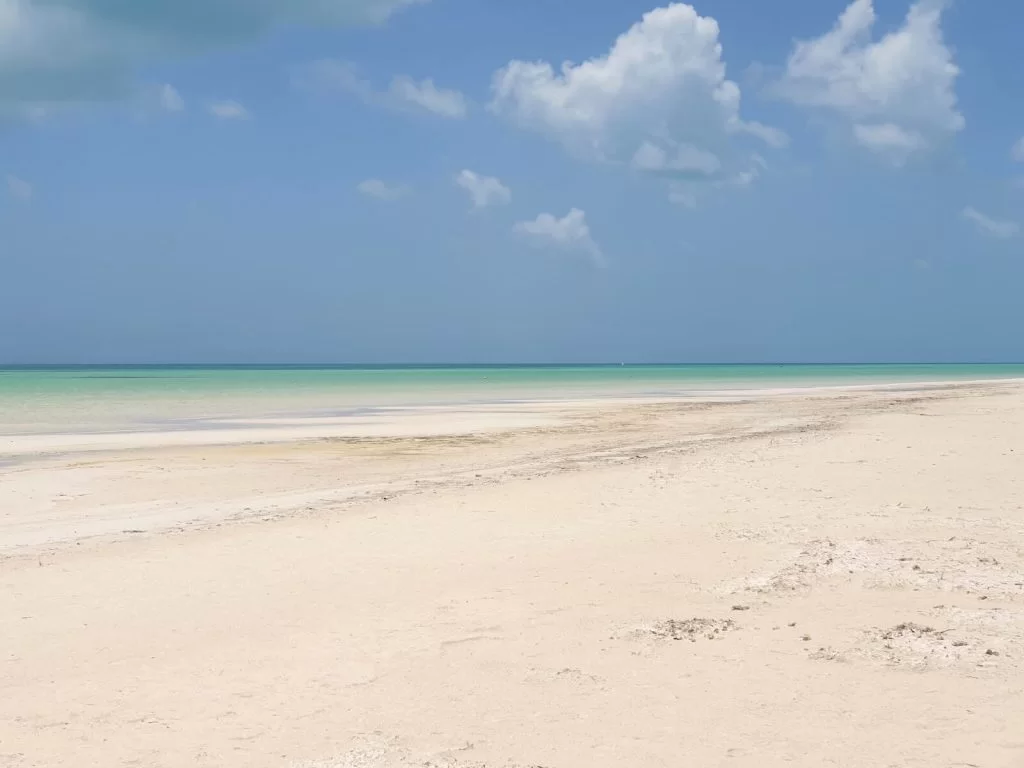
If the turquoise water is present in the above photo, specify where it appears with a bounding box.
[1,364,1022,435]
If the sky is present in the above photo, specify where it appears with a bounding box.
[1,0,1023,364]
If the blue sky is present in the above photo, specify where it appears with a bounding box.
[1,0,1023,364]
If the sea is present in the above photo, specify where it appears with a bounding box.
[2,364,1023,436]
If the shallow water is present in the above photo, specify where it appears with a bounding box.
[2,363,1022,435]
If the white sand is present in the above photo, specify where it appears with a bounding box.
[2,383,1023,767]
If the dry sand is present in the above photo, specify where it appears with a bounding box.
[2,383,1024,767]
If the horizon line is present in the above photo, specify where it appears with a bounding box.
[3,361,1024,368]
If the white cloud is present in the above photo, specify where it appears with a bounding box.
[0,0,426,116]
[514,208,604,266]
[208,100,248,120]
[669,153,766,206]
[738,120,790,149]
[852,123,926,155]
[358,179,411,201]
[1012,137,1024,163]
[774,0,963,160]
[962,207,1019,240]
[489,3,783,185]
[631,141,722,178]
[295,60,467,119]
[455,170,511,209]
[388,75,467,119]
[6,174,32,201]
[159,84,184,112]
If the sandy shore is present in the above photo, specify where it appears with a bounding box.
[2,382,1024,766]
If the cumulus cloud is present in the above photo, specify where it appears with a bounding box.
[295,60,467,119]
[358,179,411,201]
[6,174,32,201]
[774,0,963,160]
[159,84,184,112]
[455,170,511,209]
[0,0,426,116]
[514,209,604,266]
[208,100,248,120]
[489,3,782,188]
[962,207,1019,240]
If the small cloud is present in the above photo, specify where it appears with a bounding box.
[514,208,604,266]
[455,170,511,209]
[389,75,467,119]
[631,141,722,178]
[913,258,930,271]
[962,206,1019,240]
[1012,137,1024,163]
[208,100,249,120]
[670,153,766,205]
[159,84,185,112]
[731,169,759,187]
[735,120,790,149]
[6,175,33,201]
[295,60,467,119]
[357,179,411,201]
[853,123,926,160]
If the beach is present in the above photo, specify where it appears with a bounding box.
[2,375,1024,767]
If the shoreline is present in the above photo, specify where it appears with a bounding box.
[0,379,1014,557]
[2,376,1022,459]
